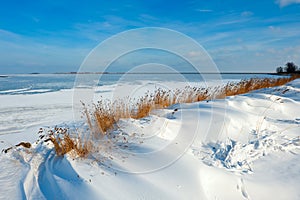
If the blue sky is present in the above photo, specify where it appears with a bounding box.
[0,0,300,73]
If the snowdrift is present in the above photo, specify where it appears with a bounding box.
[0,79,300,200]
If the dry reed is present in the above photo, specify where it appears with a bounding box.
[48,75,299,157]
[88,75,299,138]
[43,127,92,157]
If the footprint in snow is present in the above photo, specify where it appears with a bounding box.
[237,178,250,200]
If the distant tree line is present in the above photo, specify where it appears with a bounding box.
[276,62,300,74]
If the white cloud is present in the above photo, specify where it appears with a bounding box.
[268,25,281,32]
[32,17,40,23]
[276,0,300,7]
[0,29,20,39]
[195,9,213,12]
[73,16,146,42]
[241,11,253,17]
[187,51,202,57]
[0,28,89,72]
[217,19,249,25]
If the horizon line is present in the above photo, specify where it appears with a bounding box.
[2,72,279,75]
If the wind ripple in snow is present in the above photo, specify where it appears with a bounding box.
[0,142,98,200]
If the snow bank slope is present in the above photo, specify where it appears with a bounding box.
[0,79,299,200]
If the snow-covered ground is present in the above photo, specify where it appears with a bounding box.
[0,79,299,200]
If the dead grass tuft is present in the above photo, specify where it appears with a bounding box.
[2,142,31,153]
[16,142,31,148]
[43,127,93,157]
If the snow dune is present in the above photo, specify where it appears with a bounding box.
[0,79,300,199]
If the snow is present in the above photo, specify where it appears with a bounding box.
[0,79,300,199]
